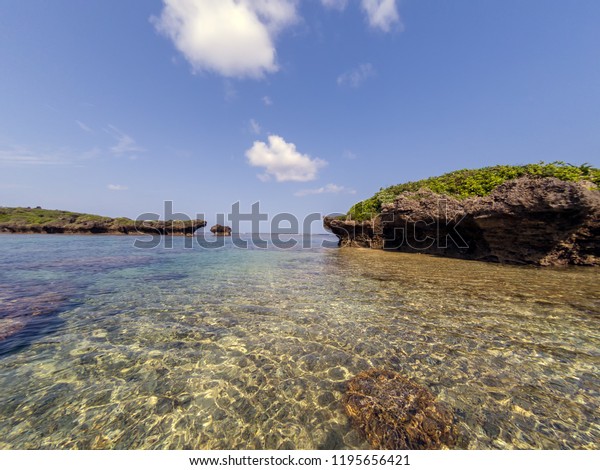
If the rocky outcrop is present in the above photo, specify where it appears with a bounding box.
[210,224,232,236]
[123,219,207,236]
[324,177,600,266]
[0,218,206,236]
[343,369,457,450]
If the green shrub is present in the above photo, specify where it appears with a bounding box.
[0,207,122,227]
[347,162,599,221]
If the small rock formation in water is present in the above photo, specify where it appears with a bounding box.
[324,177,600,266]
[210,224,232,236]
[343,369,457,450]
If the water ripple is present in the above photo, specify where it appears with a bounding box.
[0,235,598,449]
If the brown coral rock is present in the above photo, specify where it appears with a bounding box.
[343,369,456,450]
[0,318,26,342]
[325,177,600,265]
[210,224,232,236]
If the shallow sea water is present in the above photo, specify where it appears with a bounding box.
[0,234,598,449]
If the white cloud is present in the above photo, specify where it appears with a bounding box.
[337,63,376,88]
[246,135,327,182]
[76,120,93,133]
[263,95,273,106]
[107,184,128,191]
[152,0,299,79]
[249,119,261,134]
[361,0,401,32]
[343,150,358,160]
[295,183,356,197]
[321,0,348,11]
[107,125,144,156]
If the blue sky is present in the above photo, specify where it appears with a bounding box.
[1,0,599,226]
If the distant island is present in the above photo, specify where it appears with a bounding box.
[0,207,206,236]
[324,162,600,266]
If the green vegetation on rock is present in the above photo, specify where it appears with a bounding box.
[347,162,600,221]
[0,207,115,227]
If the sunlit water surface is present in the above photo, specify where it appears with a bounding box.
[0,234,598,449]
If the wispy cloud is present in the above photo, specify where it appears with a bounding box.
[152,0,299,79]
[106,125,144,156]
[337,63,376,88]
[224,80,237,102]
[107,184,128,191]
[249,118,261,135]
[263,96,273,106]
[246,135,327,182]
[80,147,102,160]
[0,140,110,168]
[0,145,69,166]
[361,0,402,32]
[343,150,358,160]
[75,120,93,133]
[321,0,348,11]
[295,183,356,197]
[0,183,30,190]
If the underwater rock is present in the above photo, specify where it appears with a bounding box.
[0,291,69,319]
[343,369,457,450]
[0,282,76,354]
[0,318,26,341]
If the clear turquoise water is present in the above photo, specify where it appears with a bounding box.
[0,234,598,449]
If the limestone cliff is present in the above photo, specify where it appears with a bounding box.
[324,177,600,266]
